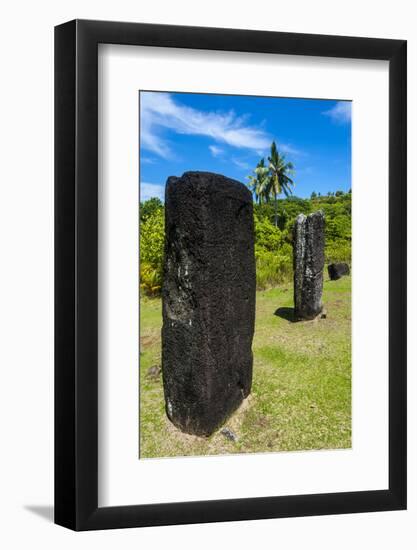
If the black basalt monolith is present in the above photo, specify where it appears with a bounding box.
[293,211,325,320]
[162,171,256,436]
[328,262,350,281]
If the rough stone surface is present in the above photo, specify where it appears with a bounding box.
[220,427,239,442]
[293,211,325,320]
[146,365,161,379]
[328,262,350,281]
[162,171,256,436]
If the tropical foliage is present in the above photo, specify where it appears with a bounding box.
[139,189,351,295]
[247,158,270,204]
[140,203,164,295]
[267,141,295,226]
[253,191,351,288]
[248,141,295,226]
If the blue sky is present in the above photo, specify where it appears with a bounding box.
[139,91,351,201]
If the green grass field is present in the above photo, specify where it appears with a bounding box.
[140,276,351,458]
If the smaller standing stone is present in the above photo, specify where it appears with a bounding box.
[293,211,325,320]
[328,262,350,280]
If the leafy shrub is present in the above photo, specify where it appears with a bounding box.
[326,215,351,241]
[255,243,293,289]
[140,197,163,223]
[254,214,283,251]
[140,208,164,295]
[140,262,163,295]
[325,241,351,265]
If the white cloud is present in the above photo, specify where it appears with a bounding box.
[141,120,173,159]
[209,145,224,157]
[323,101,352,124]
[140,92,271,158]
[140,182,165,202]
[141,156,156,165]
[231,157,250,170]
[278,143,303,157]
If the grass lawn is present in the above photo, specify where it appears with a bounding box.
[139,276,351,458]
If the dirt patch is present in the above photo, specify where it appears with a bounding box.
[140,331,160,348]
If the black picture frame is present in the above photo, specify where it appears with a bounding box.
[55,19,407,531]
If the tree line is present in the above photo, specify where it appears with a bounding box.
[140,142,351,295]
[140,192,351,295]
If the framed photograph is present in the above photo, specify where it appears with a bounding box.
[55,19,406,530]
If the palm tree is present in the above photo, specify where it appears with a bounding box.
[247,158,270,204]
[267,141,295,227]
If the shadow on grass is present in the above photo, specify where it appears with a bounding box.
[274,307,297,323]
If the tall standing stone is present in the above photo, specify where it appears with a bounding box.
[293,211,325,320]
[162,171,256,436]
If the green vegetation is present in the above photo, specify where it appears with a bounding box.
[248,141,295,227]
[140,199,164,295]
[140,143,351,296]
[139,149,352,456]
[247,157,269,205]
[140,277,351,458]
[254,191,351,288]
[139,138,351,456]
[140,190,351,294]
